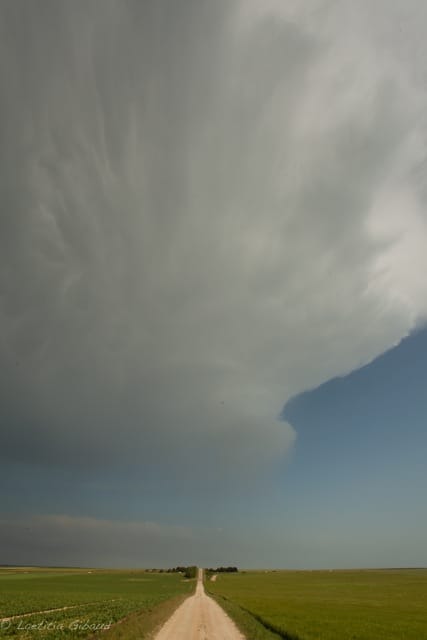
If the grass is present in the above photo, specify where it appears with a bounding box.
[90,592,189,640]
[205,568,427,640]
[0,567,194,640]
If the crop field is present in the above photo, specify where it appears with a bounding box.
[206,568,427,640]
[0,567,194,640]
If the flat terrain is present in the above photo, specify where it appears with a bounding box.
[0,567,193,640]
[154,569,244,640]
[206,568,427,640]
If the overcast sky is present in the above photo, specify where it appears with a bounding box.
[1,0,427,568]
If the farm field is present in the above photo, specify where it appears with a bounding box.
[205,568,427,640]
[0,567,194,640]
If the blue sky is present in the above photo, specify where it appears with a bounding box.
[276,327,427,567]
[1,0,427,568]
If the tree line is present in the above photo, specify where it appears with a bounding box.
[167,566,198,578]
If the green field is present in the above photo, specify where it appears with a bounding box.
[0,567,194,640]
[206,569,427,640]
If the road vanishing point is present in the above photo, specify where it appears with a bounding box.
[154,568,245,640]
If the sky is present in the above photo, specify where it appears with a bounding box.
[0,0,426,568]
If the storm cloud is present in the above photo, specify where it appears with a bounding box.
[1,0,427,562]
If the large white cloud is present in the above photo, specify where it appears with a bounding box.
[0,0,426,493]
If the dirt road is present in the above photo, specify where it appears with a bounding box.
[153,569,245,640]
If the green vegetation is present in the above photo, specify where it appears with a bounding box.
[205,567,238,574]
[167,566,198,579]
[206,568,427,640]
[0,567,194,640]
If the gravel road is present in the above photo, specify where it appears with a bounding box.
[153,569,245,640]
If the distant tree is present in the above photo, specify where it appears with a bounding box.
[167,565,197,578]
[184,566,197,579]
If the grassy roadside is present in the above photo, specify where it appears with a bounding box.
[0,568,195,640]
[206,569,427,640]
[90,590,193,640]
[205,578,284,640]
